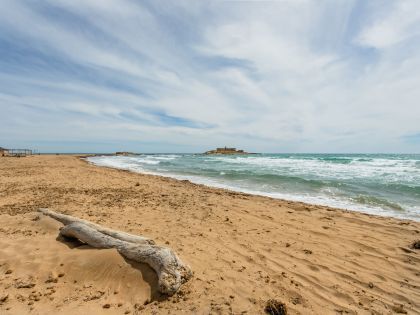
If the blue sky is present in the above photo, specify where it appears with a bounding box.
[1,0,420,153]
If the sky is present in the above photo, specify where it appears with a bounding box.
[1,0,420,153]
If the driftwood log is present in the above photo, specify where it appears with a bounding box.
[38,208,192,296]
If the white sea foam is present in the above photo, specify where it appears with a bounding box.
[210,156,420,184]
[87,154,420,221]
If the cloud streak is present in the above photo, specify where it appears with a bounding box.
[0,0,419,153]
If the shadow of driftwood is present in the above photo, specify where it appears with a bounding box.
[56,234,165,302]
[56,234,86,248]
[123,257,168,302]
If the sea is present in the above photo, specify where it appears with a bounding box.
[87,154,420,221]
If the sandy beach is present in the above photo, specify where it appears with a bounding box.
[0,155,419,314]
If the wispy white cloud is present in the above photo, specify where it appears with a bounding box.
[356,0,420,49]
[0,0,419,152]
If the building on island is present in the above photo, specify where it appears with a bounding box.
[204,147,250,155]
[115,152,134,156]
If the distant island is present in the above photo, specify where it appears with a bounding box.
[115,151,135,156]
[204,147,251,155]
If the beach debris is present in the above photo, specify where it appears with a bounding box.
[38,208,192,296]
[391,304,408,314]
[28,291,42,302]
[399,247,415,253]
[83,291,105,301]
[45,273,58,283]
[0,293,8,304]
[5,269,13,274]
[264,299,287,315]
[15,277,36,289]
[411,240,420,249]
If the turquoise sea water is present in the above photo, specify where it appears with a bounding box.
[88,154,420,221]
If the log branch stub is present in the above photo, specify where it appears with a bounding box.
[39,208,154,245]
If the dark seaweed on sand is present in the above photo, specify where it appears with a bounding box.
[265,299,287,315]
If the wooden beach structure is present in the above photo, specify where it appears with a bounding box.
[0,147,8,156]
[0,147,33,157]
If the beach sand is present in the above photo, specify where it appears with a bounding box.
[0,155,419,314]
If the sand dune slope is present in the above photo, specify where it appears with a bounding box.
[0,214,157,314]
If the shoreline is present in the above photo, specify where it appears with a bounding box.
[85,155,420,223]
[1,155,419,314]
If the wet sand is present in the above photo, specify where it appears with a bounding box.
[0,155,419,314]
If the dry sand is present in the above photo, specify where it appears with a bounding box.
[0,155,419,314]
